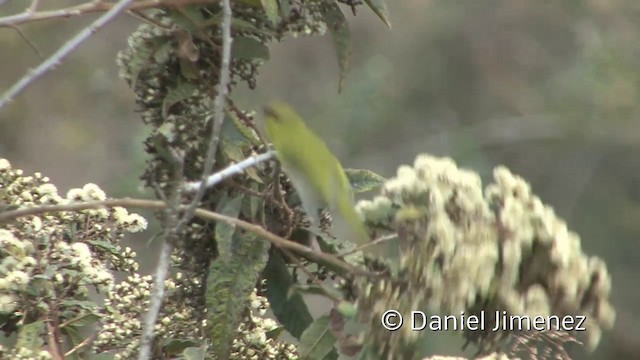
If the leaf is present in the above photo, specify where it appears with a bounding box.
[199,16,276,37]
[87,239,123,261]
[241,182,264,219]
[214,194,245,258]
[221,112,264,183]
[168,7,206,32]
[206,231,270,359]
[163,81,198,120]
[225,109,262,147]
[344,169,386,193]
[263,251,313,339]
[261,0,280,25]
[232,37,270,61]
[363,0,392,28]
[299,315,338,360]
[289,283,331,298]
[265,326,286,340]
[62,325,84,360]
[320,3,351,92]
[336,301,358,319]
[59,311,101,328]
[16,321,44,351]
[278,0,292,18]
[163,338,199,357]
[182,345,208,360]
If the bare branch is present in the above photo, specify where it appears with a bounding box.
[138,146,185,360]
[0,0,218,27]
[173,0,233,233]
[182,150,275,192]
[0,0,136,110]
[0,198,377,277]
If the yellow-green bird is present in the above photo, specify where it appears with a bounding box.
[263,102,371,251]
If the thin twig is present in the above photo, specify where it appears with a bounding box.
[0,198,378,277]
[0,0,136,110]
[173,0,233,232]
[6,24,44,60]
[337,233,398,258]
[64,331,97,357]
[182,150,275,192]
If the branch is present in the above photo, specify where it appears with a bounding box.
[173,0,233,232]
[0,0,218,27]
[182,150,275,192]
[0,0,136,110]
[0,198,375,277]
[137,147,184,360]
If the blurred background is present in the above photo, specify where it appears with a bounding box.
[1,0,639,358]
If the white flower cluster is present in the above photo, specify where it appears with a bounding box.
[356,154,615,356]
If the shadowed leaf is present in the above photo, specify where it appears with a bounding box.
[345,168,386,193]
[206,231,270,359]
[320,3,351,92]
[299,315,338,360]
[364,0,392,28]
[263,251,313,338]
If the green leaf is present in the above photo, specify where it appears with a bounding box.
[241,182,265,219]
[263,251,313,339]
[163,81,198,120]
[199,16,276,37]
[16,321,44,351]
[265,326,286,340]
[87,239,123,261]
[164,338,199,357]
[278,0,292,18]
[344,169,386,193]
[182,345,208,360]
[59,311,101,328]
[225,109,262,147]
[168,7,206,32]
[299,315,338,360]
[214,194,245,258]
[320,3,351,92]
[261,0,280,25]
[206,231,270,359]
[336,301,358,319]
[221,112,264,183]
[290,283,330,298]
[61,325,84,360]
[232,37,270,61]
[363,0,392,28]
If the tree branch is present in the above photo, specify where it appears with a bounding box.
[0,198,376,277]
[0,0,218,27]
[0,0,136,110]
